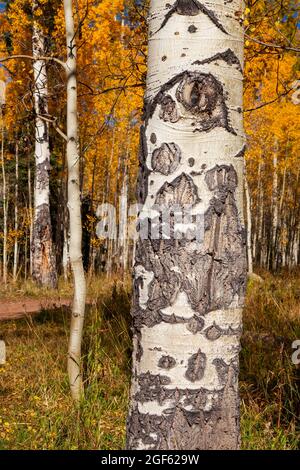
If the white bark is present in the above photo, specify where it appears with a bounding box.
[28,159,33,277]
[257,160,264,267]
[271,141,278,270]
[62,226,70,280]
[64,0,87,402]
[119,171,128,275]
[127,0,246,450]
[1,114,7,285]
[13,142,19,281]
[32,1,57,287]
[244,165,253,274]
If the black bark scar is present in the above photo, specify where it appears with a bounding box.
[233,144,246,158]
[154,0,228,35]
[192,49,243,73]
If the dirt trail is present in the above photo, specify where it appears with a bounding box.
[0,298,73,321]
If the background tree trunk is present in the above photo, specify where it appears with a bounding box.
[28,156,33,278]
[270,140,279,270]
[245,166,253,275]
[32,0,57,288]
[1,114,7,285]
[127,0,247,450]
[13,142,19,282]
[64,0,87,402]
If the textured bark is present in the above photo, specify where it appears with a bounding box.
[64,0,87,402]
[32,1,57,288]
[127,0,247,450]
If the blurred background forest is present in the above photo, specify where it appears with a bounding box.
[0,0,299,451]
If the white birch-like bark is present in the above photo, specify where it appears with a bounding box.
[106,132,117,277]
[64,0,87,402]
[119,169,129,275]
[252,162,259,261]
[1,116,7,285]
[127,0,247,450]
[244,166,253,274]
[28,159,33,277]
[257,161,264,267]
[32,1,57,288]
[62,226,70,280]
[13,142,19,281]
[271,143,278,270]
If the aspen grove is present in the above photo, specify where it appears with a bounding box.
[0,0,299,452]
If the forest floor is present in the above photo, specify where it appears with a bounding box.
[0,271,299,450]
[0,279,95,320]
[0,299,73,321]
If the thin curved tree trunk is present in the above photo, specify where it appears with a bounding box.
[64,0,86,402]
[244,166,253,274]
[271,140,279,271]
[127,0,247,450]
[32,1,57,288]
[28,158,33,277]
[1,115,7,285]
[13,142,19,282]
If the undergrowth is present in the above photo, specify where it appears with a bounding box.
[0,270,299,449]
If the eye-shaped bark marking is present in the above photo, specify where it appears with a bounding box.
[192,49,243,73]
[155,0,228,35]
[176,72,236,134]
[186,316,205,334]
[152,143,181,175]
[185,348,206,382]
[147,71,236,135]
[159,95,180,122]
[155,173,200,207]
[158,355,177,369]
[205,323,222,340]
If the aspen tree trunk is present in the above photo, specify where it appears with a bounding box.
[64,0,86,402]
[119,159,129,276]
[271,143,278,270]
[13,142,19,282]
[120,173,129,275]
[62,225,70,280]
[127,0,247,450]
[257,162,264,267]
[106,131,117,277]
[252,161,261,263]
[62,173,70,280]
[1,119,7,285]
[277,165,286,267]
[244,167,253,275]
[28,159,33,277]
[25,223,28,280]
[32,1,57,288]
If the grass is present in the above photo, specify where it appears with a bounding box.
[0,270,299,449]
[0,277,104,301]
